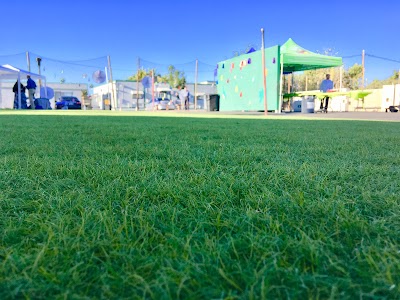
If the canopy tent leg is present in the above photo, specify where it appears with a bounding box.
[17,73,21,110]
[278,53,284,113]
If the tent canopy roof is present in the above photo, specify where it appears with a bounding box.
[0,64,45,81]
[0,65,19,80]
[281,38,343,72]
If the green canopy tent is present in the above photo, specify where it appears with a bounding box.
[279,38,343,111]
[281,38,342,72]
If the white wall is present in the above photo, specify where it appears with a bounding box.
[0,82,13,108]
[91,81,217,110]
[92,81,163,110]
[330,96,348,112]
[382,84,400,109]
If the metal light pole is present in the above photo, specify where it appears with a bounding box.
[36,57,42,89]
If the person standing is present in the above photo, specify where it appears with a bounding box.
[185,87,190,110]
[26,75,37,109]
[13,81,28,109]
[175,87,180,110]
[179,86,189,111]
[319,74,334,113]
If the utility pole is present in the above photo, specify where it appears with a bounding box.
[107,56,116,110]
[151,70,155,108]
[136,57,140,110]
[26,52,31,72]
[261,28,268,115]
[361,50,365,89]
[194,59,198,110]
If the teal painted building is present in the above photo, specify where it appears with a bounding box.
[217,39,343,111]
[217,45,280,111]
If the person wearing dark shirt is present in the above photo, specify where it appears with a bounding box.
[13,81,28,109]
[26,75,37,109]
[319,74,334,113]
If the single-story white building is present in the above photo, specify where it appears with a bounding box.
[91,80,217,110]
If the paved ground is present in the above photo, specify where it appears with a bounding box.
[235,111,400,121]
[1,109,399,122]
[172,110,400,122]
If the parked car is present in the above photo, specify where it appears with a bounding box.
[146,90,176,110]
[56,96,81,109]
[146,98,176,110]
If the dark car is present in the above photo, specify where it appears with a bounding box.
[56,96,81,109]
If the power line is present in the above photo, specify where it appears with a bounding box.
[112,68,135,72]
[139,58,197,66]
[365,53,400,64]
[0,52,26,57]
[139,57,215,68]
[28,52,108,69]
[341,54,361,59]
[29,52,107,63]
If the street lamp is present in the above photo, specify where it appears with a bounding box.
[36,57,42,89]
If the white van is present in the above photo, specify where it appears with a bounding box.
[146,84,176,110]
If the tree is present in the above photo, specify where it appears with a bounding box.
[159,65,186,88]
[290,67,339,92]
[367,70,400,89]
[303,68,336,91]
[367,79,384,89]
[289,47,341,92]
[128,69,161,82]
[343,64,363,90]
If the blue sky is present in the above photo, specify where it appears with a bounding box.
[1,0,399,82]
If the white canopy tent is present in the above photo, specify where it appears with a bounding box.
[0,64,46,109]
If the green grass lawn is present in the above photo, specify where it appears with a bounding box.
[0,112,399,299]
